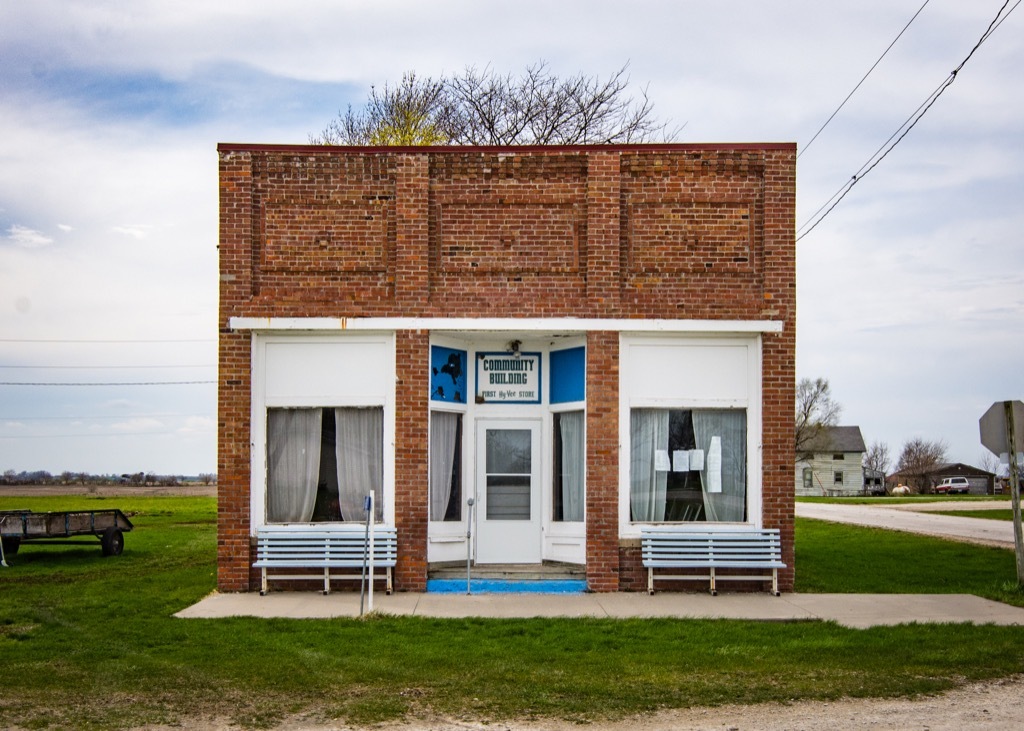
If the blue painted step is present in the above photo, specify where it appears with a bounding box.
[427,578,587,594]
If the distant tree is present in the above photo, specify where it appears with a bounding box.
[795,377,842,460]
[311,61,673,146]
[864,440,891,476]
[978,451,1000,475]
[895,437,949,492]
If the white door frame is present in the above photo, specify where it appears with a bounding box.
[475,417,542,564]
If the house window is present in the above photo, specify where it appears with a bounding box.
[803,467,813,489]
[553,411,584,522]
[834,471,844,485]
[833,454,845,461]
[266,407,383,523]
[630,408,747,522]
[429,411,462,521]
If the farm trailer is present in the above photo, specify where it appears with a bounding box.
[0,509,134,565]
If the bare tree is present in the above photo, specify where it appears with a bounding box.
[978,450,1000,475]
[895,437,949,492]
[311,61,674,146]
[795,377,842,460]
[312,71,455,145]
[864,440,891,476]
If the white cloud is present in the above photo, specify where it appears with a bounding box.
[178,416,215,435]
[111,225,154,240]
[4,224,53,248]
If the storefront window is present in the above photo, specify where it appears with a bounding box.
[267,407,383,523]
[553,411,584,521]
[429,411,463,521]
[629,408,746,523]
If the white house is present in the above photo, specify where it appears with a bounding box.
[796,426,866,496]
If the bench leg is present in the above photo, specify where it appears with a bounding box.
[772,568,780,597]
[648,567,655,595]
[709,567,717,596]
[260,568,268,596]
[386,568,393,595]
[323,567,331,595]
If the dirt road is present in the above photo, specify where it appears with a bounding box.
[138,675,1024,731]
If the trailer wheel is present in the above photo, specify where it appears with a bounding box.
[101,527,124,557]
[1,537,20,556]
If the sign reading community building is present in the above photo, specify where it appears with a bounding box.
[476,352,541,404]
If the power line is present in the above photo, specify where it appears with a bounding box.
[797,0,1020,241]
[1,413,211,421]
[0,364,214,370]
[800,0,931,159]
[0,338,215,344]
[0,381,216,386]
[0,432,188,440]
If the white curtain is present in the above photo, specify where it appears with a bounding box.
[267,408,322,522]
[335,407,383,522]
[692,409,746,522]
[559,411,585,522]
[430,412,459,521]
[630,409,668,521]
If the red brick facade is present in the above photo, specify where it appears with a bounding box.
[218,144,796,593]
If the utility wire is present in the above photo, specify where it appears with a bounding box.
[797,0,1019,242]
[1,413,209,421]
[0,381,215,386]
[0,338,214,344]
[0,364,214,369]
[800,0,931,159]
[0,432,186,439]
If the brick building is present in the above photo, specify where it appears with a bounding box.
[217,143,796,593]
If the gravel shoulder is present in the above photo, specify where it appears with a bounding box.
[137,675,1024,731]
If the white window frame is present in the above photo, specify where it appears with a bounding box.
[249,332,396,532]
[618,333,763,538]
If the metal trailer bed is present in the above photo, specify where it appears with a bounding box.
[0,509,134,564]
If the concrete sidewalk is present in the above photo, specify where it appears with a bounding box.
[176,591,1024,629]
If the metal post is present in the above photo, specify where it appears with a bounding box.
[359,492,374,616]
[465,497,475,595]
[1005,401,1024,585]
[368,492,375,613]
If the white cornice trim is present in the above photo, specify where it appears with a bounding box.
[229,316,784,334]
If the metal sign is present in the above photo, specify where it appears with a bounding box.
[475,352,541,403]
[979,400,1024,455]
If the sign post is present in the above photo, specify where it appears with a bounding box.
[980,400,1024,585]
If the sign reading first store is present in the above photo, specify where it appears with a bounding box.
[476,352,541,404]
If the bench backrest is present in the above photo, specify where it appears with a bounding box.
[641,529,782,564]
[255,527,397,565]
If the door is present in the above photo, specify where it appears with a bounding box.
[475,419,542,564]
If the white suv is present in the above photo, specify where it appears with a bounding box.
[935,476,970,495]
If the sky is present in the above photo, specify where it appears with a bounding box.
[0,0,1021,477]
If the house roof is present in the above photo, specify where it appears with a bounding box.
[805,425,866,454]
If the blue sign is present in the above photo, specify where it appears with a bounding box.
[431,346,467,403]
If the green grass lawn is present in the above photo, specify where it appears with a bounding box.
[933,509,1017,521]
[1,495,1023,730]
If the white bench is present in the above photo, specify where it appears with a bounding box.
[641,528,786,596]
[253,526,397,595]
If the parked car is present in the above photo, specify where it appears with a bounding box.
[935,476,971,495]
